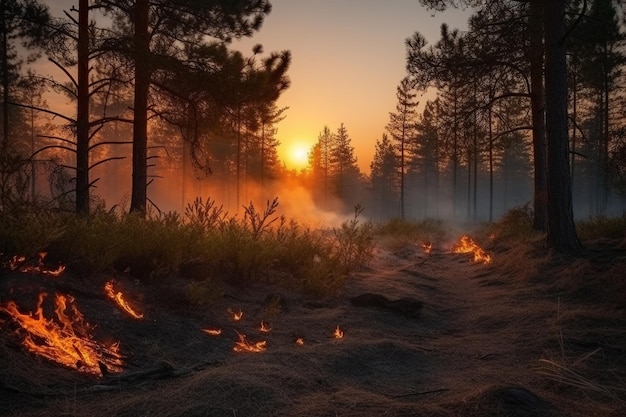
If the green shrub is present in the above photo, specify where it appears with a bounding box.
[577,214,626,241]
[373,217,447,250]
[487,204,537,241]
[331,205,374,274]
[1,197,376,302]
[0,210,67,256]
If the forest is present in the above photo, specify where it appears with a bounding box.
[1,1,625,242]
[1,2,626,416]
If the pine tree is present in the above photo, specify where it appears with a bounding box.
[414,100,440,218]
[97,0,273,215]
[369,133,398,219]
[331,122,361,209]
[386,77,418,219]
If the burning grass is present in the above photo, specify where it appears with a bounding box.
[0,292,123,377]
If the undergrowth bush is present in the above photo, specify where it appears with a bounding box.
[373,217,447,250]
[576,214,626,241]
[0,210,67,257]
[486,203,538,241]
[1,197,375,304]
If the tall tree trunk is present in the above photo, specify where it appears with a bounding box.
[488,105,493,222]
[452,90,458,220]
[75,0,90,214]
[1,0,9,155]
[130,0,149,215]
[529,0,548,231]
[601,59,610,214]
[544,0,582,253]
[400,125,405,220]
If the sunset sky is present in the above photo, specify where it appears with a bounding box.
[45,1,471,172]
[233,1,471,171]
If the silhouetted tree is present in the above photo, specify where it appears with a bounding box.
[316,125,334,209]
[386,77,418,219]
[414,99,441,217]
[568,0,626,215]
[369,132,398,219]
[412,0,581,253]
[331,122,361,209]
[98,0,273,215]
[0,0,49,210]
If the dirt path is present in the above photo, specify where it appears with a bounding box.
[345,245,553,399]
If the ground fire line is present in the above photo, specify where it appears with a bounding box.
[450,235,492,264]
[1,238,489,376]
[0,292,123,377]
[104,281,144,320]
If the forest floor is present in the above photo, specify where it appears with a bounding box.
[1,235,625,416]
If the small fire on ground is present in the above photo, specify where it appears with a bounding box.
[0,293,123,377]
[451,235,492,264]
[421,242,433,255]
[104,281,144,320]
[333,325,344,339]
[7,252,66,277]
[233,331,266,353]
[228,308,243,321]
[202,327,222,336]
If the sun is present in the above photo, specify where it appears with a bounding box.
[286,143,310,170]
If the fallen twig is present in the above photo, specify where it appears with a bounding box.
[391,388,449,398]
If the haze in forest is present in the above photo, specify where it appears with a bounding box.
[1,0,625,227]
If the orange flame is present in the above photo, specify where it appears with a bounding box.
[228,308,243,321]
[259,321,272,333]
[202,327,222,336]
[104,281,144,320]
[451,235,492,264]
[421,241,433,255]
[8,255,26,270]
[333,325,344,339]
[233,331,266,353]
[8,253,65,277]
[294,337,304,346]
[0,293,123,376]
[41,264,66,277]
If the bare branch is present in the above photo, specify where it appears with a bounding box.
[89,156,126,170]
[48,57,78,89]
[8,101,75,124]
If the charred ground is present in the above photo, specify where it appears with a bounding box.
[1,235,625,417]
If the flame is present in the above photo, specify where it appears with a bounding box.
[294,337,304,346]
[202,327,222,336]
[421,241,433,255]
[233,331,266,353]
[7,253,65,277]
[451,235,492,264]
[259,321,272,333]
[0,293,123,376]
[333,325,344,339]
[9,255,26,270]
[104,281,144,320]
[228,308,243,321]
[41,264,66,277]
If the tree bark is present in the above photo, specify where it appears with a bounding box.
[130,0,149,215]
[528,0,548,232]
[1,0,9,154]
[544,0,582,253]
[75,0,90,214]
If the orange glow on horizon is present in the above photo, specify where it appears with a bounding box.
[281,141,311,170]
